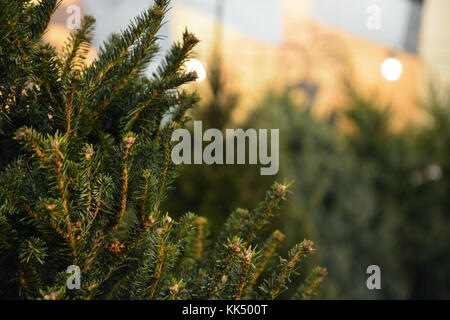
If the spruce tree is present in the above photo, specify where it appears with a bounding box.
[0,0,325,300]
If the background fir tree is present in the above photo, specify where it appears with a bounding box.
[245,89,388,299]
[164,49,261,236]
[344,86,450,299]
[167,71,450,299]
[237,86,450,299]
[0,0,325,300]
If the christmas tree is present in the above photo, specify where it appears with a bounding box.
[171,78,450,299]
[0,0,325,300]
[164,46,257,236]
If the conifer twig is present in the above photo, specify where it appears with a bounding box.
[248,230,285,290]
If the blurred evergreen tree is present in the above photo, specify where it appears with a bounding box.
[246,89,402,299]
[164,50,263,235]
[344,87,450,299]
[169,73,450,298]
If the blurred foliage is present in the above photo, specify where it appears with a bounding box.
[164,53,263,237]
[165,56,450,298]
[340,87,450,299]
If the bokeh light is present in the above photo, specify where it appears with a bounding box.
[185,58,207,82]
[381,57,403,82]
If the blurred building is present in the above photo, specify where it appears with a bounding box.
[46,0,450,127]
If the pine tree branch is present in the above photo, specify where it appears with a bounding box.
[263,240,314,299]
[112,135,136,229]
[123,73,197,132]
[61,15,95,78]
[65,81,75,133]
[243,183,290,246]
[154,29,199,80]
[30,0,60,40]
[0,2,325,300]
[194,217,207,260]
[248,230,285,290]
[148,217,173,299]
[0,184,39,220]
[50,138,78,264]
[293,266,327,300]
[84,3,166,87]
[85,5,168,119]
[207,237,242,298]
[235,248,254,300]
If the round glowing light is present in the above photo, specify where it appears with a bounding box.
[381,58,403,82]
[185,59,207,82]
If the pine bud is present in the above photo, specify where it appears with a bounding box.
[107,240,125,254]
[243,249,253,262]
[188,71,198,79]
[44,291,60,300]
[125,136,136,148]
[276,184,287,197]
[274,230,285,241]
[185,33,199,45]
[228,241,241,252]
[85,148,93,160]
[152,9,163,16]
[169,283,180,294]
[302,240,313,253]
[15,129,30,140]
[51,139,59,149]
[45,204,56,211]
[195,216,207,226]
[144,213,156,227]
[25,81,34,90]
